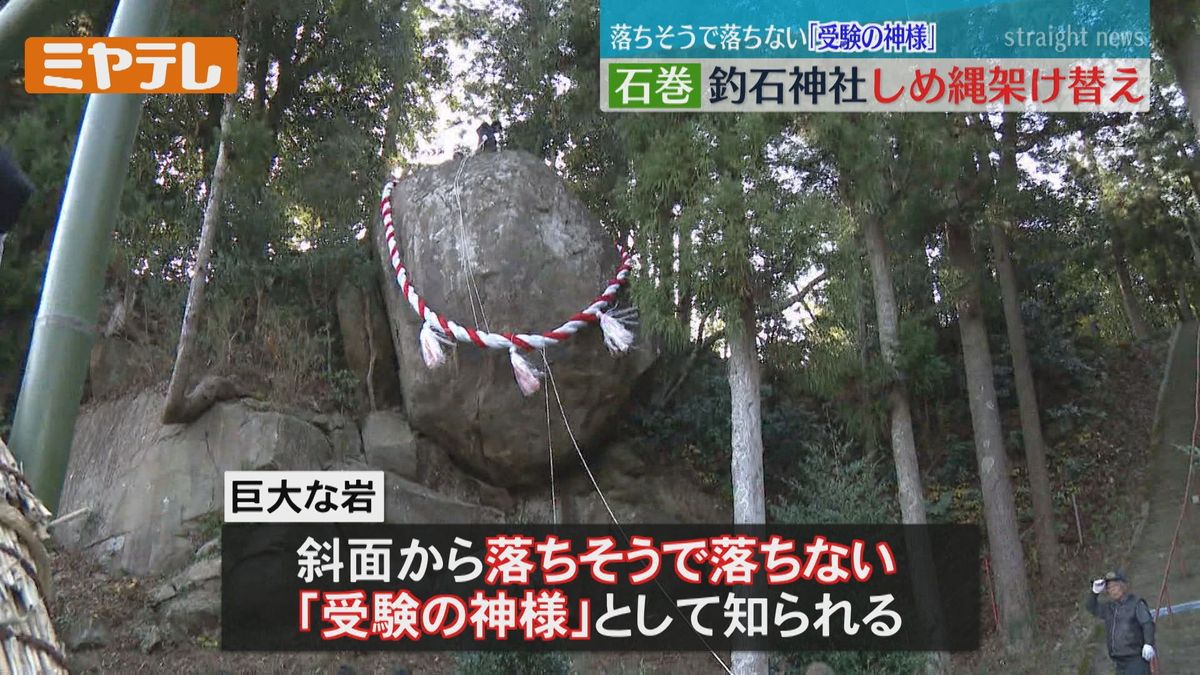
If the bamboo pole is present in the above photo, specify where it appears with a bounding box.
[8,0,174,511]
[0,0,85,65]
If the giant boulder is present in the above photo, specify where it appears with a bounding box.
[375,151,654,487]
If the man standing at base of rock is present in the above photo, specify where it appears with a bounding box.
[1087,570,1157,675]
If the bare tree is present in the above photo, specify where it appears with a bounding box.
[945,216,1035,647]
[991,116,1060,576]
[162,8,251,424]
[1154,0,1200,135]
[728,294,766,675]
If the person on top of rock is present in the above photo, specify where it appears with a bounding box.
[1087,570,1157,675]
[475,120,502,152]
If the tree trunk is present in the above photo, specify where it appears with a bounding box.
[1154,0,1200,136]
[1112,245,1150,341]
[162,11,250,424]
[856,266,878,460]
[1177,280,1197,321]
[862,215,927,525]
[945,219,1035,648]
[992,118,1060,577]
[1183,172,1200,270]
[989,218,1059,576]
[727,295,766,675]
[0,439,67,673]
[864,215,951,672]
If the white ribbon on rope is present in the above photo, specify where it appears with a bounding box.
[380,178,636,395]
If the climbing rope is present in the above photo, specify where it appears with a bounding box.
[380,177,636,396]
[540,355,732,675]
[383,166,729,671]
[451,156,490,332]
[544,366,558,525]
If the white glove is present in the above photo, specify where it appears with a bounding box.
[1142,644,1155,661]
[1092,579,1106,593]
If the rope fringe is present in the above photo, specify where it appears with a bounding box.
[419,322,453,369]
[510,348,543,396]
[599,308,637,355]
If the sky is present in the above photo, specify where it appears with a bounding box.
[409,2,490,165]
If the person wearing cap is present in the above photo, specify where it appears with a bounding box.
[1086,570,1157,674]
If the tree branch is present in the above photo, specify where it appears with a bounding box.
[770,270,829,316]
[656,270,830,408]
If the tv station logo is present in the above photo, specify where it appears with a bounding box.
[25,37,238,94]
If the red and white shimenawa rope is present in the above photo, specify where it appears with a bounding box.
[380,178,637,396]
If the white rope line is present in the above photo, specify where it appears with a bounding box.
[542,352,559,524]
[542,358,733,675]
[452,155,490,332]
[543,355,620,526]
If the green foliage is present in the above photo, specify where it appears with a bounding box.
[769,425,898,524]
[190,511,223,544]
[768,426,924,674]
[630,356,731,487]
[0,0,447,418]
[895,316,953,398]
[329,368,363,412]
[454,650,572,675]
[629,351,821,492]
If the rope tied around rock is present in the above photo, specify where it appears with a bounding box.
[380,175,637,396]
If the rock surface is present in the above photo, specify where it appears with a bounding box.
[56,390,335,575]
[516,440,728,524]
[57,390,523,576]
[362,410,419,479]
[335,280,402,409]
[154,554,221,638]
[375,150,655,487]
[63,616,110,651]
[87,336,156,400]
[381,472,504,524]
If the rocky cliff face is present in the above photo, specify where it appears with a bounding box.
[56,392,723,577]
[54,152,718,582]
[375,151,655,487]
[54,394,502,576]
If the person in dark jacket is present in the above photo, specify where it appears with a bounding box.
[1087,570,1156,674]
[475,120,502,152]
[0,147,34,268]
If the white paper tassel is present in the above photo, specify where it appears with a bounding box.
[420,322,452,369]
[509,348,543,396]
[599,309,636,355]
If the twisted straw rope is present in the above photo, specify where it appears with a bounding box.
[380,177,632,352]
